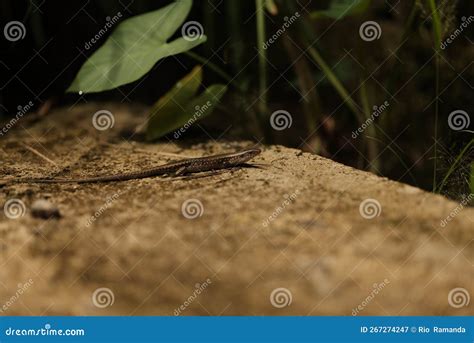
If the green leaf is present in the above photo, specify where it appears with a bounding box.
[150,65,203,115]
[146,67,227,140]
[67,0,207,93]
[311,0,371,20]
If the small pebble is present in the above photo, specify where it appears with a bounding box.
[31,199,61,219]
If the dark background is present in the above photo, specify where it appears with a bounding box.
[1,0,473,199]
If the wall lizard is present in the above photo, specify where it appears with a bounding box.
[9,148,261,184]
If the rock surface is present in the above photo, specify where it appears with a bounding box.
[0,103,472,315]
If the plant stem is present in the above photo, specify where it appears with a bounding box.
[255,0,268,122]
[359,81,379,173]
[427,0,442,191]
[427,0,442,46]
[433,55,440,191]
[307,46,362,122]
[226,0,244,78]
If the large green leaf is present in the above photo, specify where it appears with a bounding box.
[146,67,227,140]
[311,0,371,20]
[67,0,206,93]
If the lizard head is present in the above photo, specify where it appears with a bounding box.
[226,148,261,166]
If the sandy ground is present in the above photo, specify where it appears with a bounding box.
[0,103,472,316]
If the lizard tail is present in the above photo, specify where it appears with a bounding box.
[13,178,79,184]
[15,173,151,183]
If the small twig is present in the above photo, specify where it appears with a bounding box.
[21,143,58,167]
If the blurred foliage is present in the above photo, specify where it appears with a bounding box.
[470,162,474,195]
[146,66,226,140]
[311,0,371,19]
[0,0,473,201]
